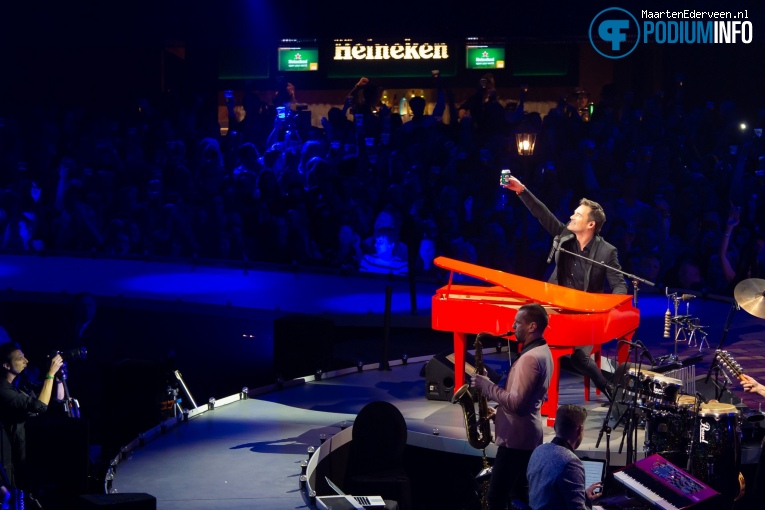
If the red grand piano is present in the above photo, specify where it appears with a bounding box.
[432,256,640,426]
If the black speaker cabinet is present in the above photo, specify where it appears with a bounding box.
[424,350,501,401]
[78,493,156,509]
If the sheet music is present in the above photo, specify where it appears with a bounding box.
[582,459,605,489]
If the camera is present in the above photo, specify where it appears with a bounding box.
[276,106,287,120]
[49,347,87,362]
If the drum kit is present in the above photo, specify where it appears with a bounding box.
[626,278,765,502]
[628,369,744,501]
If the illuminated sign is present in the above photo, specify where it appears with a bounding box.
[329,38,455,78]
[278,47,319,71]
[333,40,450,61]
[466,45,505,69]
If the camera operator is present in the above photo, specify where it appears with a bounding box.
[0,342,63,491]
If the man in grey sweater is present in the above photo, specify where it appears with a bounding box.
[472,303,553,508]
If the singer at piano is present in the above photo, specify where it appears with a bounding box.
[502,175,627,401]
[471,303,553,509]
[739,373,765,505]
[526,404,602,510]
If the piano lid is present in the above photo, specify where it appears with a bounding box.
[434,256,632,313]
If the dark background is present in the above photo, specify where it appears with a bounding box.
[1,0,764,112]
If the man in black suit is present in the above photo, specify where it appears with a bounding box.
[502,175,627,400]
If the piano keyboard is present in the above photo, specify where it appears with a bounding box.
[613,455,718,510]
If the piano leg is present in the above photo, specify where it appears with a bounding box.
[452,332,467,395]
[542,347,575,427]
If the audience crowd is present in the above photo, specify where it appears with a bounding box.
[0,75,764,296]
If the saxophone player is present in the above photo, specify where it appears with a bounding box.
[471,303,553,509]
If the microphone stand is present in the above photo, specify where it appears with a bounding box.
[603,426,612,495]
[556,246,655,293]
[57,364,81,419]
[596,382,621,449]
[557,245,655,465]
[618,346,644,465]
[704,300,739,400]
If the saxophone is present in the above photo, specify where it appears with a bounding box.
[451,334,493,450]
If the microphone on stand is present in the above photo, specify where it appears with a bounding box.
[695,392,709,404]
[547,235,561,264]
[637,340,658,366]
[663,309,672,338]
[682,294,696,302]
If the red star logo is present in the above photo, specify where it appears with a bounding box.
[294,53,301,59]
[482,51,489,57]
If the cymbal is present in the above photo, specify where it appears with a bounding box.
[734,278,765,319]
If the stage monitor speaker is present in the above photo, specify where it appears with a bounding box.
[79,493,156,509]
[424,350,501,401]
[274,314,334,381]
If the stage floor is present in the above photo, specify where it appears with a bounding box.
[111,352,765,510]
[3,254,763,508]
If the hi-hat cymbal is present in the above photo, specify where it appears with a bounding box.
[734,278,765,319]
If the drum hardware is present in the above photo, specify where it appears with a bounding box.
[669,314,693,324]
[610,358,659,467]
[735,404,765,423]
[704,300,740,400]
[689,402,743,503]
[643,397,695,468]
[622,368,684,409]
[645,374,683,407]
[665,290,707,359]
[685,319,709,350]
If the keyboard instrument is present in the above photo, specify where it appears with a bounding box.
[613,454,718,510]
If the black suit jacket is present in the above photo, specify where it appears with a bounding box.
[519,188,628,295]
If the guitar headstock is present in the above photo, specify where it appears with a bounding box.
[716,349,744,379]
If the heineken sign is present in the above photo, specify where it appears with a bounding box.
[278,47,319,72]
[333,40,450,61]
[466,45,505,69]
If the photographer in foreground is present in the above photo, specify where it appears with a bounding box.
[0,342,63,494]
